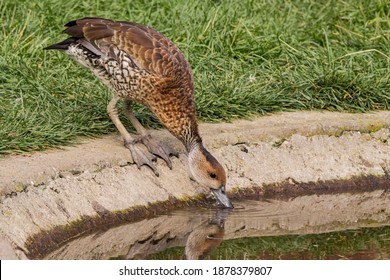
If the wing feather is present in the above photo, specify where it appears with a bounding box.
[64,17,191,83]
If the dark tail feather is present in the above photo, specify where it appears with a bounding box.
[64,25,85,38]
[43,37,79,50]
[65,19,78,27]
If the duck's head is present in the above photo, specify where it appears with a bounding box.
[188,143,233,208]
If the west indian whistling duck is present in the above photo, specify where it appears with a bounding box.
[185,209,229,259]
[45,17,233,208]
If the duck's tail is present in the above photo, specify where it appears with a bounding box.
[43,37,79,50]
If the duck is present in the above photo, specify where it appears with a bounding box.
[185,208,230,259]
[185,219,225,260]
[45,17,233,208]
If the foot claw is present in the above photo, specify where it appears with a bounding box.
[126,143,159,176]
[142,135,178,169]
[124,135,177,175]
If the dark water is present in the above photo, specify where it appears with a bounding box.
[44,191,390,260]
[148,197,390,260]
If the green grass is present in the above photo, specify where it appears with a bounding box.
[1,0,390,154]
[149,226,390,260]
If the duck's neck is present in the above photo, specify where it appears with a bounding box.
[183,132,203,153]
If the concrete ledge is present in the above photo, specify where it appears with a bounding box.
[0,111,390,259]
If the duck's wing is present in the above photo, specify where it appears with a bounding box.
[62,17,192,83]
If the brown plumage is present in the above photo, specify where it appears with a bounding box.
[185,214,227,260]
[45,17,233,208]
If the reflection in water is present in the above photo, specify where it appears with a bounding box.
[185,208,231,260]
[42,190,390,260]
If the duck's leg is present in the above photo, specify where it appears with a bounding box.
[123,99,178,169]
[107,96,159,176]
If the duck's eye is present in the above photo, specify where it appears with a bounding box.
[209,172,217,179]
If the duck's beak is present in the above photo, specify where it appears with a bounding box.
[211,185,234,208]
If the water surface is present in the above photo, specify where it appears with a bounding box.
[43,190,390,259]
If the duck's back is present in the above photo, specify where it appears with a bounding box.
[48,18,194,102]
[46,17,199,143]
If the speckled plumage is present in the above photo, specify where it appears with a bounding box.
[49,18,199,146]
[45,17,233,208]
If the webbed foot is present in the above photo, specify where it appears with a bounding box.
[125,141,159,176]
[141,135,179,169]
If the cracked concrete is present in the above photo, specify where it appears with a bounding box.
[0,111,390,259]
